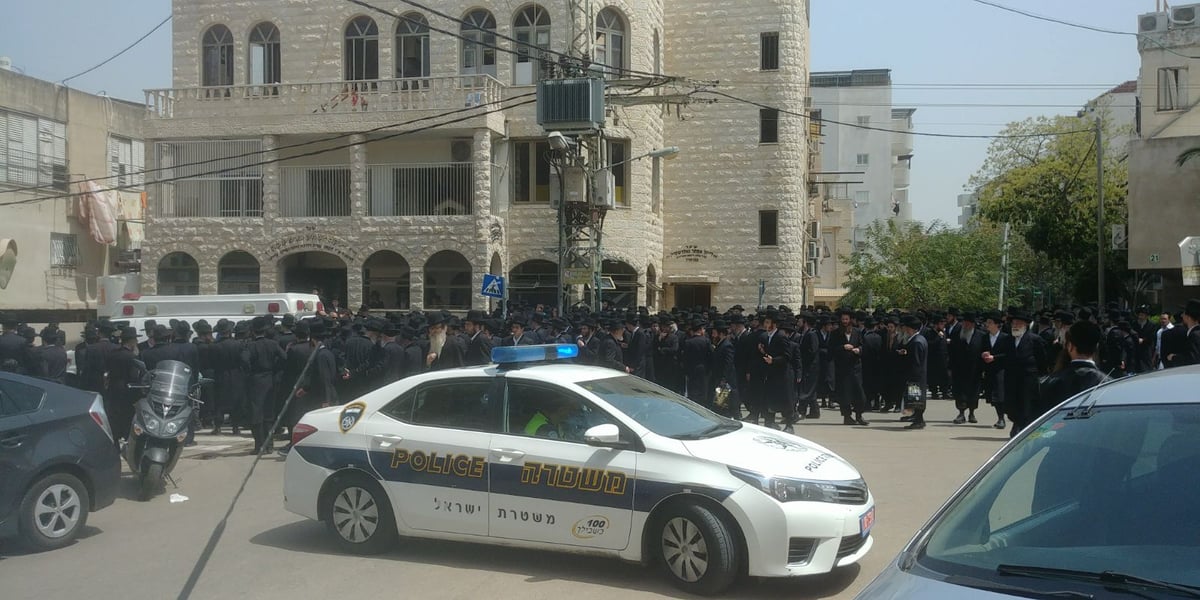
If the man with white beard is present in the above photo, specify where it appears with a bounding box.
[426,314,465,371]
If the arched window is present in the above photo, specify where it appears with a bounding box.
[218,251,260,294]
[158,252,200,296]
[202,25,234,88]
[460,9,497,77]
[396,13,430,81]
[248,22,281,87]
[363,251,411,310]
[513,5,551,84]
[595,9,626,78]
[424,250,472,310]
[344,16,379,81]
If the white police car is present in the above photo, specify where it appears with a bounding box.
[284,345,875,596]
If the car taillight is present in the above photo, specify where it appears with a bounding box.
[89,394,114,442]
[296,300,305,312]
[316,302,325,313]
[268,302,280,313]
[291,423,318,447]
[122,305,134,316]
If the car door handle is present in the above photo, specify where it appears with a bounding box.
[490,448,526,462]
[0,434,24,448]
[371,434,404,448]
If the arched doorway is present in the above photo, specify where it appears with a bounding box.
[424,250,471,310]
[279,251,348,312]
[600,260,638,309]
[363,251,410,310]
[157,252,199,295]
[510,259,557,309]
[218,251,260,294]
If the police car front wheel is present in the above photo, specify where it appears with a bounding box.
[656,504,739,596]
[324,475,397,555]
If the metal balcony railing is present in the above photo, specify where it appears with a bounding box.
[280,166,353,218]
[145,75,505,119]
[367,163,474,217]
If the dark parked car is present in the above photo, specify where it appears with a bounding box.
[857,367,1200,599]
[0,372,121,551]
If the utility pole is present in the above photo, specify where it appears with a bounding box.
[999,222,1011,310]
[1095,117,1106,308]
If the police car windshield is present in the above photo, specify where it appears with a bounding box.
[577,376,737,440]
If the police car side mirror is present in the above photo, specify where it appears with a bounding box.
[584,423,623,448]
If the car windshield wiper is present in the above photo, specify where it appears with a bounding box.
[676,421,741,440]
[945,574,1094,598]
[998,564,1200,598]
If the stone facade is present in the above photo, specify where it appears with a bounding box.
[143,0,808,312]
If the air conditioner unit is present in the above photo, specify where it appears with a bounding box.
[808,221,820,239]
[1172,5,1199,26]
[1140,12,1169,32]
[807,240,820,260]
[804,260,817,278]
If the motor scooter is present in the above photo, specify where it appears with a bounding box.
[124,360,209,500]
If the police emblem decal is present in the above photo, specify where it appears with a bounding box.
[339,402,367,433]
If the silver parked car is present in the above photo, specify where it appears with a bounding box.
[858,367,1200,599]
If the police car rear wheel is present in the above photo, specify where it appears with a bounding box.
[325,477,396,555]
[657,504,738,596]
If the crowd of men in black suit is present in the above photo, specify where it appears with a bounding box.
[3,295,1198,455]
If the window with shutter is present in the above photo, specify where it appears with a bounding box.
[50,233,79,268]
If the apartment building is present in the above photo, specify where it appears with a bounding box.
[0,66,144,323]
[141,0,812,311]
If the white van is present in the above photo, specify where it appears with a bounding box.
[111,293,324,341]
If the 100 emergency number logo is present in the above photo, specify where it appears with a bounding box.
[572,515,610,539]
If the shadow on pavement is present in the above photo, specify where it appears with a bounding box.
[251,520,862,599]
[951,436,1009,443]
[0,525,103,559]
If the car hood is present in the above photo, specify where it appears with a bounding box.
[856,564,1015,599]
[681,424,863,481]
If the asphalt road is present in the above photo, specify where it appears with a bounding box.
[0,400,1007,600]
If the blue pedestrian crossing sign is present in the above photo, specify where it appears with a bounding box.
[481,274,505,298]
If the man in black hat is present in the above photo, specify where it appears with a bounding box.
[1099,311,1129,377]
[924,313,950,400]
[980,311,1011,430]
[1000,309,1048,437]
[795,313,821,419]
[82,320,120,395]
[0,314,24,368]
[597,320,628,372]
[278,321,314,441]
[241,316,286,454]
[1132,305,1156,373]
[39,328,69,384]
[210,319,244,435]
[898,316,929,429]
[503,317,536,347]
[681,319,711,406]
[624,314,654,379]
[750,311,799,430]
[949,312,986,425]
[276,314,298,352]
[343,318,382,395]
[709,320,739,418]
[428,313,466,371]
[139,325,173,370]
[463,310,494,366]
[160,321,203,443]
[137,320,158,354]
[191,320,216,428]
[830,309,869,426]
[653,316,682,393]
[104,327,143,443]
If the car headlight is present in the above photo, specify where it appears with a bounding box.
[729,467,845,504]
[165,421,178,434]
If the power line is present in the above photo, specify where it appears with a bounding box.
[970,0,1200,60]
[347,0,670,80]
[61,15,172,84]
[2,97,536,208]
[0,91,537,196]
[695,89,1093,139]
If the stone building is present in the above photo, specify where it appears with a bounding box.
[0,67,144,323]
[142,0,812,312]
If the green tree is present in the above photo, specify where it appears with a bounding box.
[969,115,1129,303]
[841,220,1009,309]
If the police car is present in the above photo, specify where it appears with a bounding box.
[283,345,875,596]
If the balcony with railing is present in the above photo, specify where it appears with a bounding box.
[145,75,505,120]
[280,166,354,218]
[151,139,264,218]
[368,163,474,217]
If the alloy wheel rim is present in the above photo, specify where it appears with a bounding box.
[34,483,81,539]
[332,486,379,543]
[662,516,709,582]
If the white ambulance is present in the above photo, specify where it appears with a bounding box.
[111,292,324,340]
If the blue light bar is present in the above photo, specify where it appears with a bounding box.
[491,344,579,364]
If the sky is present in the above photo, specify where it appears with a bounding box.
[1,0,1145,227]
